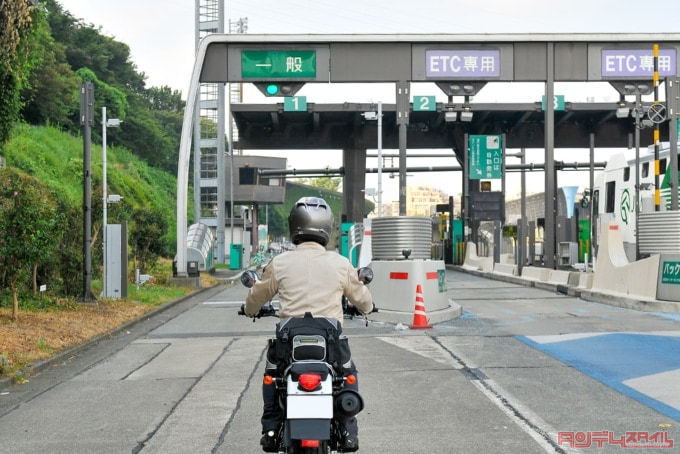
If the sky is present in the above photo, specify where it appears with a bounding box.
[56,0,680,201]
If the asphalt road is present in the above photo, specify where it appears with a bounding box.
[1,269,678,453]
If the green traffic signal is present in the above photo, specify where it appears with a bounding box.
[266,84,279,96]
[253,82,305,97]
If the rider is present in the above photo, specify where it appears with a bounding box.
[244,196,374,452]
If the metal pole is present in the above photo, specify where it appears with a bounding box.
[217,82,226,263]
[653,44,661,212]
[635,94,641,261]
[102,107,107,297]
[669,78,679,211]
[463,134,469,241]
[377,101,383,217]
[589,133,595,268]
[80,82,95,301]
[396,82,409,216]
[519,148,526,273]
[544,43,556,269]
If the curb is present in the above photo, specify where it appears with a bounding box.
[1,284,225,390]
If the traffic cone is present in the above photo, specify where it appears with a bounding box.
[410,284,432,330]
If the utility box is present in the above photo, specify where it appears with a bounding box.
[230,243,243,270]
[559,242,579,266]
[187,261,200,277]
[104,222,128,299]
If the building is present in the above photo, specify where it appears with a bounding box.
[376,185,451,217]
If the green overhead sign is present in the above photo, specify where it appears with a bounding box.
[469,135,503,180]
[241,50,316,79]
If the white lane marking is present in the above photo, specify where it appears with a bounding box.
[378,335,577,454]
[203,301,244,306]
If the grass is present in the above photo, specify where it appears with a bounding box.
[0,259,221,383]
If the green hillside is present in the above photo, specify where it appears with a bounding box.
[3,124,179,249]
[264,181,374,246]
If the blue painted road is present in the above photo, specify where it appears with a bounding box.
[519,331,680,421]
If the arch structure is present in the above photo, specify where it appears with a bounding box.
[176,33,680,276]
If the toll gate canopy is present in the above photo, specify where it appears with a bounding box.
[174,33,680,276]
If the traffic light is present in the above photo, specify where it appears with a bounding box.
[254,82,305,97]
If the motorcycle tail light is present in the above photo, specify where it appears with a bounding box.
[301,440,320,448]
[298,373,322,391]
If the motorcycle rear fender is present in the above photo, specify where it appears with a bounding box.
[286,374,333,419]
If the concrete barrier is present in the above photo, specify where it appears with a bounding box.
[368,260,461,325]
[547,270,571,285]
[592,221,659,299]
[577,272,594,289]
[521,267,550,281]
[462,242,494,272]
[493,263,518,275]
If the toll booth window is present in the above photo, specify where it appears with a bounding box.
[592,190,599,216]
[659,158,667,175]
[239,167,257,185]
[605,181,615,213]
[623,167,630,182]
[642,162,649,178]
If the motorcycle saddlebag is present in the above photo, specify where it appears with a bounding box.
[275,313,342,366]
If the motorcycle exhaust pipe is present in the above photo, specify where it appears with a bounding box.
[334,390,364,421]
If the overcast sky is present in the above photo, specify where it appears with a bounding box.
[56,0,680,199]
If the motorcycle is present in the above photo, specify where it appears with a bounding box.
[239,267,377,454]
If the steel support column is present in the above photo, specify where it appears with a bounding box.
[544,43,556,268]
[342,147,367,223]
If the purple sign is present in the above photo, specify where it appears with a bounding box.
[426,50,501,78]
[602,49,677,77]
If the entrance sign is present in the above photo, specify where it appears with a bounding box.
[601,49,677,77]
[469,135,503,180]
[242,50,316,79]
[426,50,501,78]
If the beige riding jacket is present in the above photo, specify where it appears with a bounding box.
[244,242,373,325]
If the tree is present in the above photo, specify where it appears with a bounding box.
[0,0,37,145]
[21,11,78,129]
[305,177,342,192]
[130,207,167,273]
[0,167,60,320]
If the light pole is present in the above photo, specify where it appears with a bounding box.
[102,107,121,297]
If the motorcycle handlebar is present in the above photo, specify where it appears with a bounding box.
[239,303,278,321]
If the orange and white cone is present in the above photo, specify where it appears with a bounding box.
[410,284,432,330]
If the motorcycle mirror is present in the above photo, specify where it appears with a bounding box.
[357,267,373,284]
[240,270,258,288]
